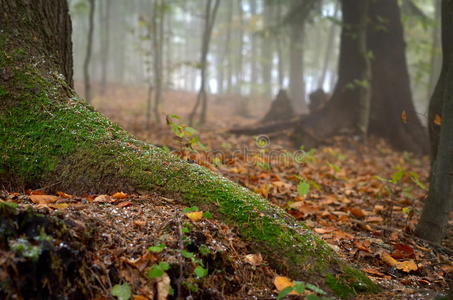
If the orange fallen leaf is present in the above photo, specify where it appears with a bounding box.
[117,201,133,208]
[349,207,366,218]
[391,244,414,259]
[133,220,147,227]
[186,211,203,222]
[440,265,453,273]
[354,240,371,252]
[434,114,442,125]
[273,276,296,294]
[47,203,69,210]
[27,189,46,195]
[29,195,59,204]
[401,110,407,123]
[362,268,386,277]
[112,192,128,199]
[334,230,354,240]
[314,227,336,234]
[380,251,417,272]
[133,296,149,300]
[56,191,72,198]
[366,216,384,223]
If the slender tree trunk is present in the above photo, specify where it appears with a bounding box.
[0,1,378,296]
[261,1,274,99]
[224,0,234,93]
[83,0,95,103]
[152,0,165,125]
[416,0,453,244]
[427,0,442,100]
[288,22,307,113]
[249,0,259,95]
[100,0,110,95]
[318,2,339,90]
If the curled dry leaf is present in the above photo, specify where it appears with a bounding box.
[94,194,112,203]
[362,268,386,277]
[186,211,203,222]
[349,207,366,218]
[56,191,73,198]
[117,201,133,208]
[380,251,418,273]
[244,253,263,266]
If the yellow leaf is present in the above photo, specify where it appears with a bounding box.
[381,251,398,267]
[186,211,203,222]
[401,110,407,123]
[434,114,442,125]
[380,252,418,272]
[273,276,294,291]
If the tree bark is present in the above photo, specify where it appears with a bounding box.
[83,0,95,104]
[0,0,379,296]
[99,0,111,95]
[415,0,453,244]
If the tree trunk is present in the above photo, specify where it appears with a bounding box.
[0,0,378,296]
[249,0,259,95]
[292,0,428,154]
[415,0,453,244]
[288,21,307,113]
[366,0,428,154]
[261,1,274,99]
[83,0,95,104]
[99,0,111,95]
[151,0,165,125]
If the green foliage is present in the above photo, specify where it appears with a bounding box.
[277,281,328,300]
[148,243,166,253]
[297,181,310,197]
[182,206,199,213]
[194,266,208,278]
[9,238,42,262]
[111,283,131,300]
[148,262,170,279]
[166,114,206,151]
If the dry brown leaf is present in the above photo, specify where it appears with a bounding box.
[362,268,386,277]
[112,192,128,199]
[366,216,384,223]
[314,227,336,234]
[434,114,442,125]
[186,211,203,222]
[401,110,407,123]
[29,194,59,204]
[47,203,69,210]
[273,276,294,292]
[349,207,366,218]
[133,296,149,300]
[134,220,147,228]
[94,194,112,203]
[156,273,171,300]
[56,191,72,198]
[244,253,263,266]
[117,201,133,208]
[381,251,418,272]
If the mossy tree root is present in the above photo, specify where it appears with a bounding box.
[0,37,379,299]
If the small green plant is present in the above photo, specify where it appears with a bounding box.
[277,281,328,300]
[166,114,207,151]
[182,206,199,213]
[148,243,166,253]
[297,180,310,197]
[194,266,208,278]
[148,262,170,279]
[111,283,131,300]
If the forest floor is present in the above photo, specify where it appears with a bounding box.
[1,85,452,299]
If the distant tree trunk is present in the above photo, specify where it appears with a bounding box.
[100,0,110,95]
[249,0,259,94]
[318,2,339,90]
[288,22,307,113]
[366,0,428,153]
[276,2,285,88]
[427,0,442,100]
[83,0,95,104]
[151,0,165,125]
[416,0,453,244]
[261,1,274,99]
[189,0,220,125]
[235,0,245,95]
[292,0,428,154]
[224,0,234,93]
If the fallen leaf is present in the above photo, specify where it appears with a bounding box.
[47,203,69,210]
[401,110,407,123]
[244,253,263,266]
[133,220,147,227]
[94,194,112,203]
[391,244,414,259]
[440,265,453,273]
[29,194,59,204]
[156,273,171,300]
[380,251,418,272]
[366,216,384,223]
[186,211,203,222]
[133,296,149,300]
[434,114,442,125]
[117,201,133,208]
[354,240,371,252]
[362,268,386,277]
[273,276,294,292]
[112,192,128,199]
[56,191,72,198]
[349,207,366,218]
[314,227,336,234]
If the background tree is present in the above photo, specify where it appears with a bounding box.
[415,0,453,244]
[83,0,95,103]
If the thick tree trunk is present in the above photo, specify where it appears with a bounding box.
[0,0,378,297]
[292,0,428,154]
[367,0,428,154]
[415,0,453,244]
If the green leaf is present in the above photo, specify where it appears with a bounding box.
[148,265,164,278]
[148,243,166,253]
[194,266,208,278]
[391,169,404,183]
[182,226,190,233]
[111,283,131,300]
[181,250,194,259]
[199,245,210,256]
[297,181,310,197]
[185,126,198,136]
[293,281,306,293]
[159,261,170,271]
[203,211,213,219]
[306,283,327,295]
[182,206,199,213]
[277,286,294,300]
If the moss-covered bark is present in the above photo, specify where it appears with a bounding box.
[0,1,379,297]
